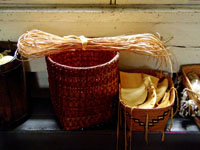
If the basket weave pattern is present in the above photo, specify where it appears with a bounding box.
[182,65,200,108]
[46,50,119,130]
[124,106,171,132]
[182,65,200,128]
[120,70,175,132]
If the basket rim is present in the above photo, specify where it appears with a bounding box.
[181,64,200,107]
[46,51,119,70]
[119,70,175,111]
[0,50,22,73]
[0,49,19,67]
[181,64,200,91]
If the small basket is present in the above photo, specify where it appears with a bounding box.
[119,70,175,132]
[46,50,119,130]
[181,65,200,128]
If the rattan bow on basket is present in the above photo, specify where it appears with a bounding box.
[17,29,172,71]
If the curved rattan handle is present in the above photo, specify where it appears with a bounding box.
[184,88,200,109]
[185,88,200,99]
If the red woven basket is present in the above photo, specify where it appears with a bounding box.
[46,50,119,130]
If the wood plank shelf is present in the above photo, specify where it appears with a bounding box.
[0,73,200,150]
[0,98,200,149]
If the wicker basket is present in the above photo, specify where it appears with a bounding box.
[119,70,175,132]
[46,50,119,130]
[181,65,200,128]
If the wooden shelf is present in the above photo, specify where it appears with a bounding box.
[0,72,200,150]
[0,96,199,150]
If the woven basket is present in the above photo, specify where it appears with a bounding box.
[119,70,175,132]
[181,65,200,128]
[46,50,119,130]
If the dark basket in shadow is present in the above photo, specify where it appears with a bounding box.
[0,43,28,128]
